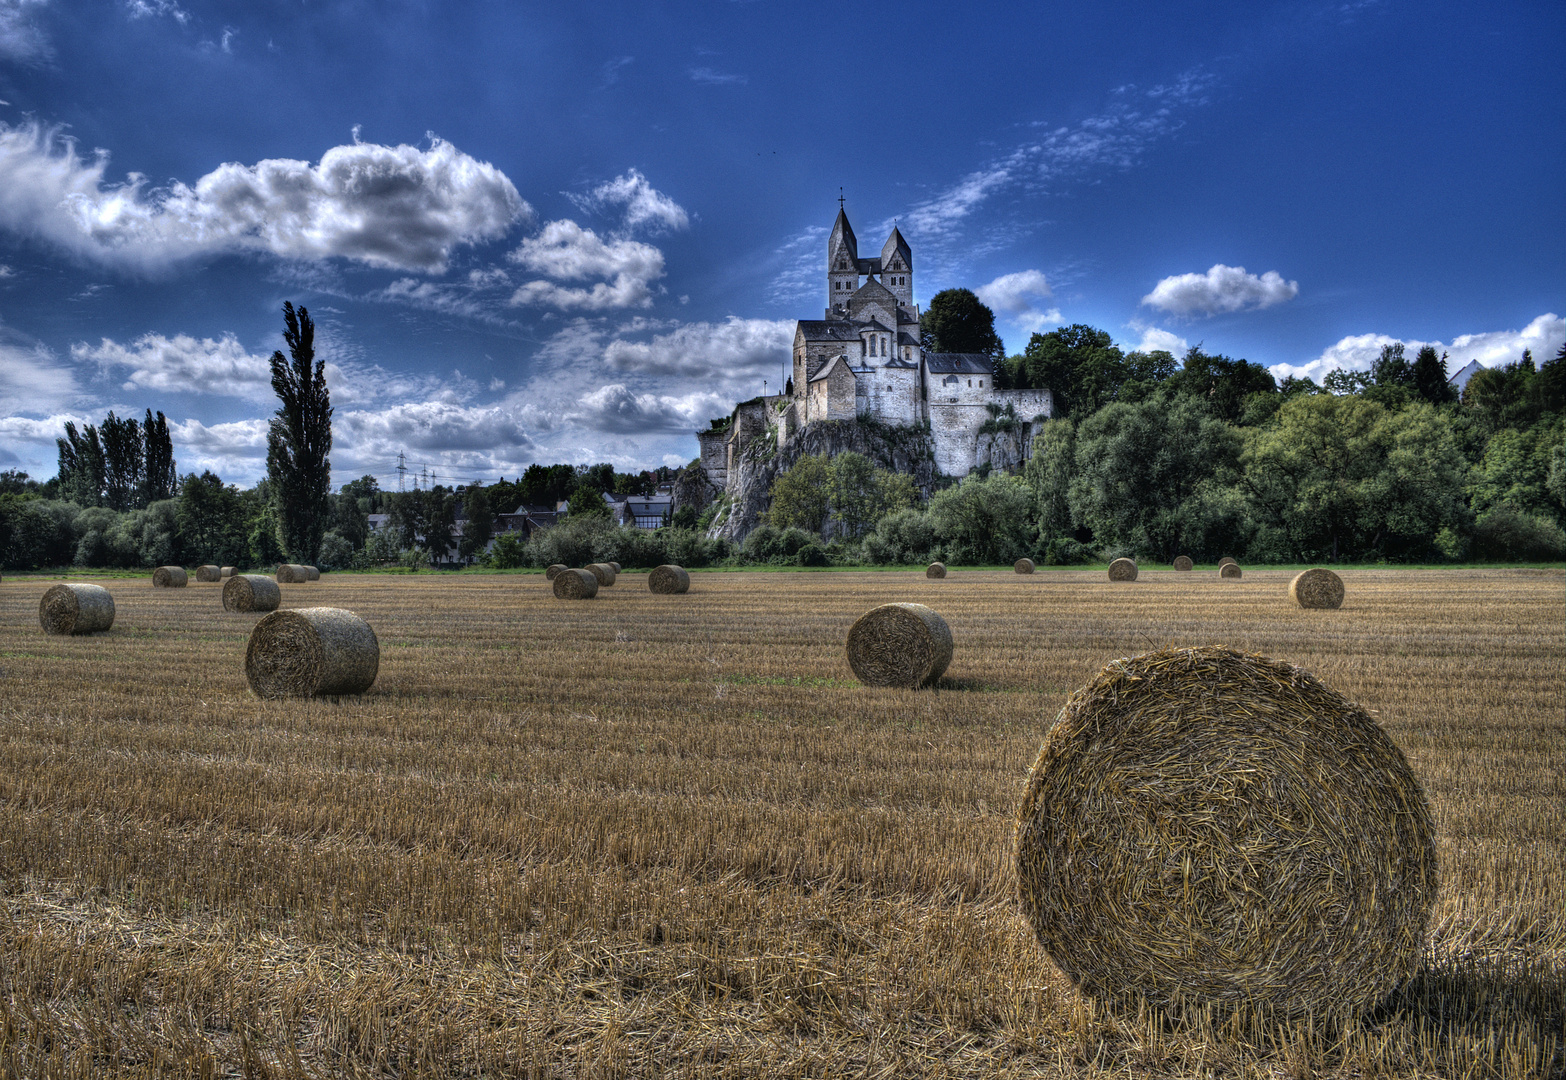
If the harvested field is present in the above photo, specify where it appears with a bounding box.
[0,567,1560,1078]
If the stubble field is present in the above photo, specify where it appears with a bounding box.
[0,567,1561,1078]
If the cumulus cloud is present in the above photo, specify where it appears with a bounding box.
[601,316,792,379]
[0,0,50,63]
[508,219,665,310]
[1131,326,1189,355]
[0,341,83,413]
[0,123,529,273]
[339,400,540,454]
[564,384,730,434]
[976,270,1060,335]
[75,332,272,396]
[1142,264,1299,317]
[568,169,688,234]
[1270,313,1565,385]
[124,0,188,23]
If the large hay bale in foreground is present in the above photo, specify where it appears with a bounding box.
[1220,562,1243,579]
[926,562,947,579]
[276,564,309,583]
[1172,556,1193,572]
[545,564,567,581]
[648,564,690,594]
[39,583,115,635]
[223,574,282,613]
[195,564,221,582]
[245,607,379,699]
[586,562,617,586]
[553,568,600,599]
[1016,645,1437,1019]
[1108,557,1138,582]
[220,566,237,578]
[845,602,953,688]
[1290,568,1345,609]
[152,566,187,588]
[303,565,321,581]
[1014,558,1035,575]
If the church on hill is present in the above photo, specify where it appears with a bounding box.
[697,202,1053,485]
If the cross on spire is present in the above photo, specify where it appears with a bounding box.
[838,187,844,211]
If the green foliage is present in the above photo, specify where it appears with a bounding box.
[926,473,1035,565]
[742,524,818,564]
[317,530,355,571]
[266,302,333,563]
[1412,346,1459,405]
[486,532,528,569]
[1463,351,1540,434]
[1467,418,1566,526]
[1168,347,1278,425]
[919,288,1004,362]
[567,486,610,519]
[1023,419,1077,543]
[459,485,494,561]
[861,508,936,565]
[176,471,247,566]
[766,455,831,533]
[1042,537,1095,565]
[1470,505,1566,561]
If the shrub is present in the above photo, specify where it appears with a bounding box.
[795,543,829,567]
[1471,506,1566,561]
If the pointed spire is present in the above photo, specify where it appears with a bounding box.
[829,200,858,265]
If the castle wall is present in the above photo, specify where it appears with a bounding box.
[993,388,1054,423]
[857,364,920,426]
[928,404,990,476]
[697,429,728,489]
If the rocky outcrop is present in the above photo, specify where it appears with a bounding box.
[708,419,937,542]
[668,461,719,525]
[974,427,1033,473]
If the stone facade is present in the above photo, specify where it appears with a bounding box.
[699,202,1054,501]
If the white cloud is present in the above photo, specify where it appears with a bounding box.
[601,316,793,380]
[75,332,272,396]
[688,67,745,85]
[565,384,730,434]
[0,122,529,273]
[976,270,1060,335]
[0,0,51,63]
[0,413,91,470]
[339,400,540,454]
[1270,313,1565,385]
[0,341,83,413]
[0,263,14,277]
[1131,326,1188,355]
[508,219,665,310]
[1142,264,1299,317]
[569,169,688,234]
[125,0,187,23]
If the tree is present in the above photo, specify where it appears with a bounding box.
[823,452,915,540]
[765,454,831,533]
[1023,419,1078,542]
[926,473,1035,564]
[566,485,610,519]
[1168,346,1278,424]
[920,288,1004,363]
[422,488,457,562]
[459,484,494,561]
[266,302,333,562]
[176,471,247,566]
[1411,346,1458,406]
[56,421,106,507]
[1002,325,1135,416]
[333,476,378,550]
[99,411,145,511]
[1463,351,1538,434]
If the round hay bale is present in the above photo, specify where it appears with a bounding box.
[245,607,379,699]
[845,602,953,688]
[303,565,321,581]
[648,564,690,594]
[1172,556,1194,572]
[1218,557,1237,567]
[608,561,622,574]
[545,564,567,581]
[223,574,282,613]
[220,566,237,578]
[1108,557,1138,582]
[276,564,308,584]
[194,564,221,582]
[553,568,600,599]
[152,566,188,588]
[586,562,617,586]
[926,561,947,579]
[1290,568,1345,609]
[39,583,115,635]
[1220,562,1243,579]
[1015,558,1035,575]
[1015,645,1437,1019]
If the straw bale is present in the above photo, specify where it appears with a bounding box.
[1016,645,1437,1019]
[152,566,187,588]
[220,566,237,578]
[1218,557,1237,567]
[648,564,690,594]
[1172,556,1194,571]
[1014,558,1034,575]
[194,564,221,582]
[1220,562,1243,579]
[553,568,600,599]
[1290,568,1344,609]
[39,583,115,635]
[845,602,953,688]
[586,562,617,586]
[926,562,947,579]
[223,574,282,613]
[608,562,622,574]
[303,565,321,581]
[1108,557,1138,582]
[545,564,567,581]
[245,607,379,699]
[276,564,309,583]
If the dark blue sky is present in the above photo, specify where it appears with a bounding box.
[1,0,1561,486]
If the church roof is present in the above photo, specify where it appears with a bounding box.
[796,320,860,341]
[897,331,919,347]
[809,354,853,383]
[925,352,994,375]
[883,355,918,370]
[880,226,911,269]
[861,316,893,333]
[828,208,858,264]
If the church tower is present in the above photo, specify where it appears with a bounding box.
[826,203,859,315]
[880,226,913,308]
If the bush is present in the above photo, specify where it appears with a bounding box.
[317,529,355,571]
[1042,537,1094,565]
[1471,506,1566,562]
[795,543,829,567]
[863,508,935,565]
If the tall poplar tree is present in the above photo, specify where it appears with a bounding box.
[266,302,334,562]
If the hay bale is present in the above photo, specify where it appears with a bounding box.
[1108,557,1138,582]
[276,564,309,583]
[1015,558,1035,575]
[648,564,690,594]
[553,568,600,599]
[1218,557,1237,567]
[608,561,622,574]
[245,607,379,699]
[195,564,221,582]
[926,562,947,579]
[1172,556,1194,572]
[1015,645,1437,1019]
[1290,568,1344,609]
[152,566,188,588]
[586,562,617,586]
[303,565,321,581]
[545,564,567,580]
[845,602,953,688]
[220,566,237,578]
[223,574,282,613]
[39,583,115,635]
[1220,562,1243,579]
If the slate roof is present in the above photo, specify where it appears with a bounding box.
[880,226,911,269]
[809,355,851,382]
[797,320,861,342]
[924,352,994,375]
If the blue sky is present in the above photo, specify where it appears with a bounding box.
[1,0,1561,488]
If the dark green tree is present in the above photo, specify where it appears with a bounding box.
[566,485,610,519]
[1004,325,1126,416]
[142,410,178,503]
[1168,346,1278,424]
[100,412,145,511]
[176,471,247,566]
[1411,346,1458,406]
[459,484,494,561]
[920,288,1005,363]
[56,421,106,507]
[265,302,333,562]
[1463,351,1538,434]
[423,487,457,563]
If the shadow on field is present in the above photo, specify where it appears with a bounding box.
[1369,960,1565,1074]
